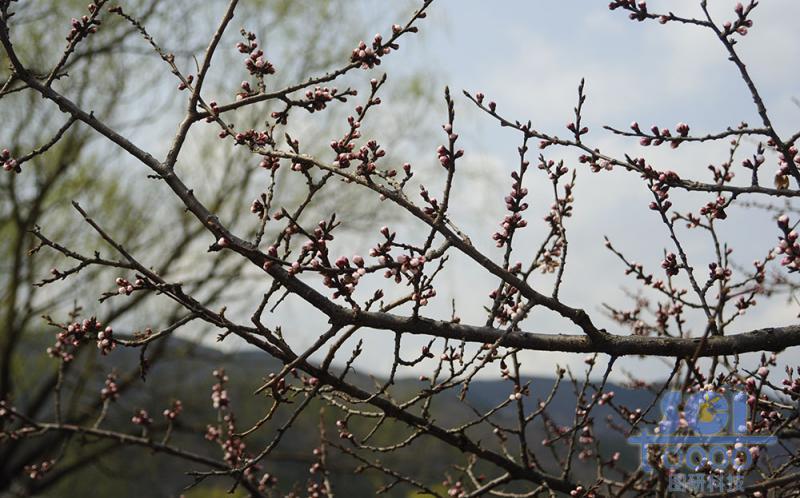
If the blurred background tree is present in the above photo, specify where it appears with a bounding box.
[0,1,438,495]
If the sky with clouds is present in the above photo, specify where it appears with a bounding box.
[60,1,799,383]
[298,0,800,381]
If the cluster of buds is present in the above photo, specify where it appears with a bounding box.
[578,424,594,445]
[239,31,275,77]
[96,325,115,355]
[722,2,755,36]
[335,419,353,440]
[306,450,331,498]
[436,125,464,170]
[622,259,653,286]
[626,406,644,424]
[264,371,291,398]
[237,80,254,100]
[394,253,426,277]
[283,136,309,172]
[257,155,280,172]
[359,139,387,176]
[492,167,530,247]
[775,145,799,190]
[24,460,55,480]
[306,481,328,498]
[177,74,194,91]
[369,226,394,257]
[203,100,220,122]
[492,212,527,248]
[163,400,183,421]
[66,7,101,43]
[221,423,247,466]
[508,384,529,401]
[211,369,230,409]
[745,354,775,391]
[258,473,278,491]
[233,128,270,147]
[597,391,615,406]
[538,157,569,181]
[368,226,409,284]
[545,183,575,228]
[350,34,393,69]
[131,409,153,426]
[630,121,690,148]
[250,194,267,219]
[332,138,385,175]
[413,287,436,307]
[497,357,511,379]
[656,302,685,332]
[290,221,366,300]
[323,255,368,299]
[205,424,221,442]
[309,448,324,475]
[473,92,497,113]
[0,400,12,422]
[735,294,757,315]
[330,128,360,168]
[742,143,766,172]
[608,306,647,335]
[100,373,119,401]
[567,74,588,142]
[262,245,279,272]
[115,276,144,295]
[781,367,800,398]
[776,215,800,272]
[608,1,650,21]
[708,161,734,184]
[566,120,589,138]
[210,412,256,480]
[489,284,523,325]
[542,422,572,447]
[699,195,728,220]
[707,262,732,281]
[582,154,614,173]
[661,253,679,277]
[216,237,231,250]
[578,425,595,460]
[646,168,680,212]
[755,407,782,433]
[304,87,338,112]
[47,317,105,362]
[440,347,462,363]
[445,480,466,498]
[744,377,759,399]
[236,30,258,54]
[1,149,18,173]
[540,241,564,274]
[570,485,596,498]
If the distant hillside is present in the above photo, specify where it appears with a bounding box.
[8,336,658,497]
